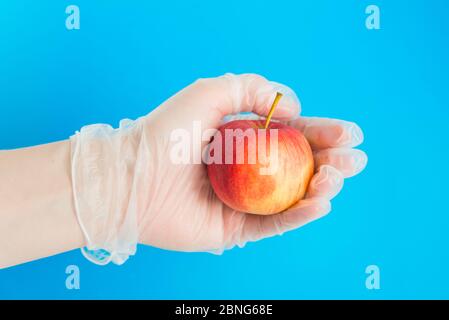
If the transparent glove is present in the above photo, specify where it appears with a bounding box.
[70,73,367,265]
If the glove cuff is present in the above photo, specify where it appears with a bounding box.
[70,117,147,265]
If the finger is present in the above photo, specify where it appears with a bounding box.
[288,117,364,149]
[306,165,344,200]
[208,73,301,120]
[239,197,330,242]
[314,148,368,178]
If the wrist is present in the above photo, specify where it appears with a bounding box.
[0,140,84,268]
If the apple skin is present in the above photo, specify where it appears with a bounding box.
[207,120,314,215]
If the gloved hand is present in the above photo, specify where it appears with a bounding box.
[70,73,367,265]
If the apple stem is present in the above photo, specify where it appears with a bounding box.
[264,92,283,129]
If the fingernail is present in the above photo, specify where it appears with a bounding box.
[314,165,344,199]
[352,151,368,176]
[316,200,332,217]
[349,123,364,146]
[302,198,331,217]
[314,166,330,186]
[329,169,344,188]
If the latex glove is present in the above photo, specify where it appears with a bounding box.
[70,73,367,265]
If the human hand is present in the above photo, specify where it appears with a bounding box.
[70,73,367,264]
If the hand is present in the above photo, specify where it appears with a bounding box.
[71,73,367,264]
[139,73,367,252]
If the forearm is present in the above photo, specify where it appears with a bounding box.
[0,140,84,269]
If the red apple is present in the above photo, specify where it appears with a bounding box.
[206,119,314,215]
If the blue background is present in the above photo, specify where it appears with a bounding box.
[0,0,448,299]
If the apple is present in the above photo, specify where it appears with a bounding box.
[206,94,314,215]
